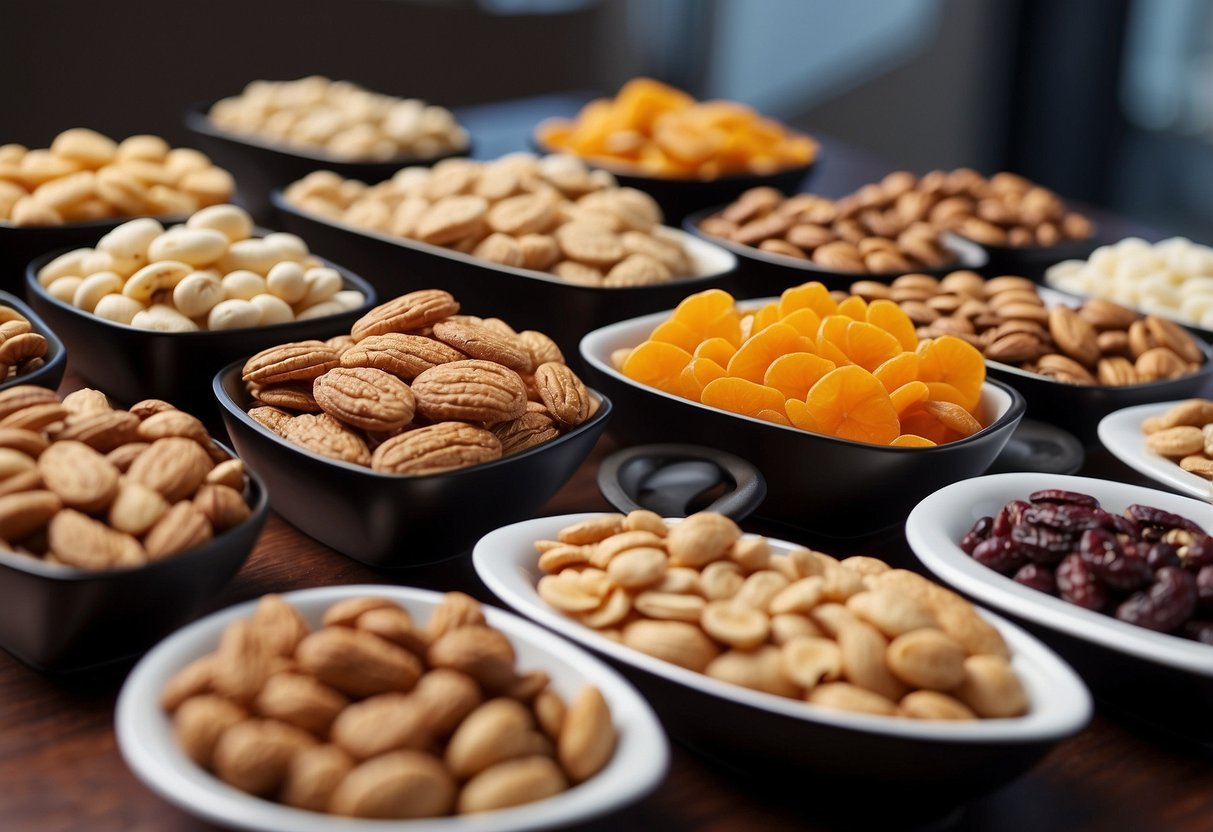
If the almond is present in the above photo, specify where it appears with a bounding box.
[0,489,61,541]
[254,672,348,735]
[983,332,1039,364]
[173,695,248,767]
[108,480,170,536]
[37,440,120,512]
[427,625,517,691]
[212,718,317,796]
[127,436,213,501]
[192,483,252,532]
[280,745,354,813]
[47,509,145,569]
[444,698,534,779]
[1047,306,1100,368]
[144,501,213,560]
[328,750,455,819]
[296,626,424,697]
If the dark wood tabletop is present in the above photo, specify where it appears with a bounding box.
[2,107,1211,832]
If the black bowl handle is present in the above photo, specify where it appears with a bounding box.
[596,443,766,521]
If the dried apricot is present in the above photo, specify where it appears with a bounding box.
[889,380,930,415]
[779,282,837,319]
[917,336,985,412]
[693,337,737,366]
[763,352,835,400]
[727,322,811,383]
[805,366,899,445]
[867,299,918,352]
[701,377,786,419]
[622,340,692,395]
[650,319,700,353]
[680,357,727,398]
[873,352,919,393]
[891,434,936,447]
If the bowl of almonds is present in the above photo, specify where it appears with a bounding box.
[25,204,376,409]
[0,387,268,670]
[117,587,666,830]
[473,511,1090,812]
[213,289,611,566]
[0,290,66,393]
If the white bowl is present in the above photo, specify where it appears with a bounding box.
[473,513,1090,810]
[907,472,1213,680]
[1098,401,1213,501]
[115,585,668,832]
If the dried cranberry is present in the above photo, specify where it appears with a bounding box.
[1146,542,1181,573]
[1028,489,1099,507]
[1183,535,1213,570]
[1183,620,1213,645]
[960,516,994,555]
[1079,528,1121,562]
[1198,565,1213,613]
[1056,554,1107,611]
[1108,513,1141,540]
[1115,567,1197,633]
[1010,523,1072,564]
[993,500,1032,537]
[1022,504,1111,532]
[1126,504,1204,535]
[971,536,1027,575]
[1013,563,1057,594]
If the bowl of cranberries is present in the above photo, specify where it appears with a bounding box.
[906,473,1213,710]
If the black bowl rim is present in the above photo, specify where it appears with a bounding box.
[953,218,1100,259]
[0,438,269,581]
[0,213,191,234]
[25,236,379,341]
[682,205,989,278]
[184,99,471,170]
[271,188,740,294]
[531,124,818,184]
[214,358,614,480]
[580,313,1026,455]
[0,289,68,391]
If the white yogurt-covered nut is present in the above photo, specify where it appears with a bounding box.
[187,204,253,242]
[300,267,342,307]
[207,298,261,330]
[94,294,145,325]
[36,247,91,287]
[173,271,225,318]
[72,271,124,311]
[47,276,84,304]
[331,289,366,310]
[131,304,198,332]
[97,217,163,276]
[262,231,308,261]
[250,293,294,325]
[296,300,344,320]
[221,270,268,300]
[148,227,229,267]
[216,238,279,275]
[265,261,307,303]
[123,260,192,302]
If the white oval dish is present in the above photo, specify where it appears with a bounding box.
[116,585,668,832]
[473,513,1090,757]
[907,472,1213,678]
[1098,401,1213,501]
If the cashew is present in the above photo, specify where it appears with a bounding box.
[265,261,306,303]
[250,293,294,325]
[221,270,268,300]
[47,276,84,304]
[123,260,192,302]
[131,304,198,332]
[97,217,163,276]
[300,267,342,307]
[148,227,228,267]
[172,272,225,318]
[263,231,309,261]
[186,204,253,242]
[36,247,91,287]
[72,271,124,312]
[217,238,279,275]
[208,298,261,330]
[94,294,146,325]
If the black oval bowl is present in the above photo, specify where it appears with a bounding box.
[965,228,1100,282]
[532,134,815,224]
[25,245,377,412]
[0,289,66,393]
[272,189,738,370]
[684,206,989,300]
[185,100,470,221]
[580,308,1025,536]
[0,441,268,672]
[214,361,612,567]
[0,214,188,292]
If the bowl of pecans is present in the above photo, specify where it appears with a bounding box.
[213,289,612,566]
[474,511,1090,815]
[0,290,66,393]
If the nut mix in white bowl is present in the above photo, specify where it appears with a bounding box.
[160,591,617,818]
[0,386,251,570]
[1046,237,1213,328]
[534,511,1029,720]
[209,76,469,162]
[284,153,698,287]
[0,129,234,226]
[242,288,597,474]
[35,204,367,332]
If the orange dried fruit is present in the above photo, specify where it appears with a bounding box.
[680,357,727,399]
[835,295,868,321]
[867,299,918,352]
[898,409,957,445]
[923,400,983,438]
[917,335,985,412]
[785,398,821,433]
[750,302,780,334]
[621,340,692,396]
[889,380,930,415]
[693,336,737,366]
[891,434,936,447]
[873,352,919,393]
[780,307,823,338]
[924,381,969,408]
[650,319,700,352]
[755,408,792,426]
[805,365,900,445]
[671,288,742,346]
[837,321,901,372]
[701,377,786,419]
[763,352,836,400]
[778,282,837,319]
[727,322,811,383]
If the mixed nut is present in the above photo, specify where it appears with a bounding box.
[242,288,597,474]
[0,305,49,381]
[0,387,251,570]
[1141,399,1213,481]
[162,592,617,818]
[961,489,1213,643]
[850,271,1205,385]
[284,153,698,286]
[535,511,1029,720]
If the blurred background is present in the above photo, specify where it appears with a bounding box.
[4,0,1210,239]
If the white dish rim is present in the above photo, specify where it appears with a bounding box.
[1098,401,1213,501]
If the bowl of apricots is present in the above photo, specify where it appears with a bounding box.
[535,78,818,222]
[580,282,1025,534]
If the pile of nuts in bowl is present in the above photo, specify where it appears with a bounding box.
[534,511,1029,720]
[0,305,49,381]
[162,592,617,818]
[961,489,1213,644]
[1046,237,1213,328]
[284,153,698,287]
[850,271,1206,385]
[35,204,367,331]
[0,129,233,226]
[243,288,597,474]
[0,386,250,570]
[208,76,469,162]
[1141,399,1213,480]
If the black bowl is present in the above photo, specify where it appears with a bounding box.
[25,246,377,412]
[966,228,1100,282]
[214,361,612,567]
[184,100,470,222]
[0,289,66,393]
[580,308,1026,536]
[684,207,989,299]
[273,190,738,369]
[0,441,268,671]
[0,214,187,292]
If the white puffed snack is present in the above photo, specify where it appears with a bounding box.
[97,217,164,276]
[94,294,145,325]
[300,267,342,307]
[332,289,366,310]
[73,272,124,312]
[36,248,91,287]
[147,227,228,267]
[221,270,268,300]
[47,276,84,304]
[207,298,261,330]
[187,204,253,242]
[131,304,198,332]
[173,272,225,318]
[123,260,192,302]
[262,231,309,262]
[265,260,307,303]
[217,238,280,275]
[249,293,294,325]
